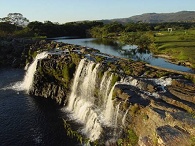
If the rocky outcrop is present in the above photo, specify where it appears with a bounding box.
[113,76,195,146]
[27,40,195,146]
[30,72,67,105]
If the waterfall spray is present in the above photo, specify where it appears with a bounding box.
[122,106,130,126]
[66,59,103,141]
[113,102,122,138]
[21,51,49,92]
[104,81,117,125]
[99,72,113,107]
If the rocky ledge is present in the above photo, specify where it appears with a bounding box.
[27,40,195,146]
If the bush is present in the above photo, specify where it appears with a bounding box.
[62,63,76,87]
[111,74,121,87]
[127,129,139,146]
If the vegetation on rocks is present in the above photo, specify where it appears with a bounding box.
[22,40,195,146]
[1,11,195,146]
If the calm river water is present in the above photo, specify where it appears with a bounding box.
[56,38,194,73]
[0,68,79,146]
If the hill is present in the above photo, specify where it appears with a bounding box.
[100,11,195,24]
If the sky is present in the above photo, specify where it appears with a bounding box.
[0,0,195,23]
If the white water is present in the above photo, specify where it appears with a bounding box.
[67,59,86,111]
[120,76,172,99]
[122,107,130,126]
[2,51,49,92]
[20,51,49,92]
[66,59,103,141]
[114,102,121,127]
[104,82,117,125]
[113,102,121,138]
[99,72,113,108]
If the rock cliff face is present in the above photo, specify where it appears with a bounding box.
[28,41,195,146]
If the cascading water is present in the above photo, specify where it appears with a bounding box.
[113,102,122,138]
[10,51,49,92]
[114,102,121,127]
[19,52,124,142]
[65,59,119,142]
[99,72,113,107]
[104,82,117,125]
[122,107,130,126]
[21,51,49,91]
[66,59,103,141]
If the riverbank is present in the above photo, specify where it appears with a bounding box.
[153,54,194,69]
[1,38,194,145]
[153,30,195,69]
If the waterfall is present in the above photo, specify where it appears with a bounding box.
[114,102,121,127]
[20,51,49,92]
[103,82,117,125]
[67,59,87,111]
[8,51,48,91]
[99,72,113,107]
[122,107,130,126]
[113,102,121,138]
[66,59,103,141]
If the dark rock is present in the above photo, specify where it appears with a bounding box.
[156,125,190,146]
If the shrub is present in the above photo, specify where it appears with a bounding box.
[111,74,121,87]
[127,129,139,146]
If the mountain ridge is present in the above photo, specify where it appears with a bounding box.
[99,11,195,24]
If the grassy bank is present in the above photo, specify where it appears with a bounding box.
[153,29,195,68]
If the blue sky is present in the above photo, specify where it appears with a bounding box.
[0,0,195,23]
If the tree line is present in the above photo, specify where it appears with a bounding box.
[0,13,103,38]
[1,13,195,49]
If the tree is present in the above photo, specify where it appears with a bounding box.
[0,22,15,33]
[0,13,29,28]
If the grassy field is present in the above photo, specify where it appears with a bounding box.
[153,29,195,68]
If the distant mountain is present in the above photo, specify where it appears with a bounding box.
[100,11,195,24]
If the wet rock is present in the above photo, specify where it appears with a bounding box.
[23,40,195,146]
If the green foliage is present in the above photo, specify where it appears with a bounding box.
[97,70,104,80]
[95,56,104,62]
[119,32,138,45]
[90,22,123,38]
[0,13,29,28]
[62,63,76,88]
[142,114,149,120]
[184,75,195,84]
[127,129,139,146]
[0,22,15,34]
[117,139,123,146]
[63,119,103,145]
[154,29,195,68]
[118,129,139,146]
[130,103,140,115]
[191,136,195,146]
[111,74,121,87]
[70,53,81,65]
[119,31,154,49]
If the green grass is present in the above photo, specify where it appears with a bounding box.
[153,29,195,68]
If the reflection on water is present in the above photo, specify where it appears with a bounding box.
[0,68,79,146]
[56,38,194,73]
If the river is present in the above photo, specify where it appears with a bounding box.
[0,68,79,146]
[0,37,194,146]
[56,38,194,73]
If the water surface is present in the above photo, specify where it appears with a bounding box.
[56,38,194,73]
[0,68,79,146]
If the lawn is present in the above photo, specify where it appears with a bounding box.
[153,29,195,68]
